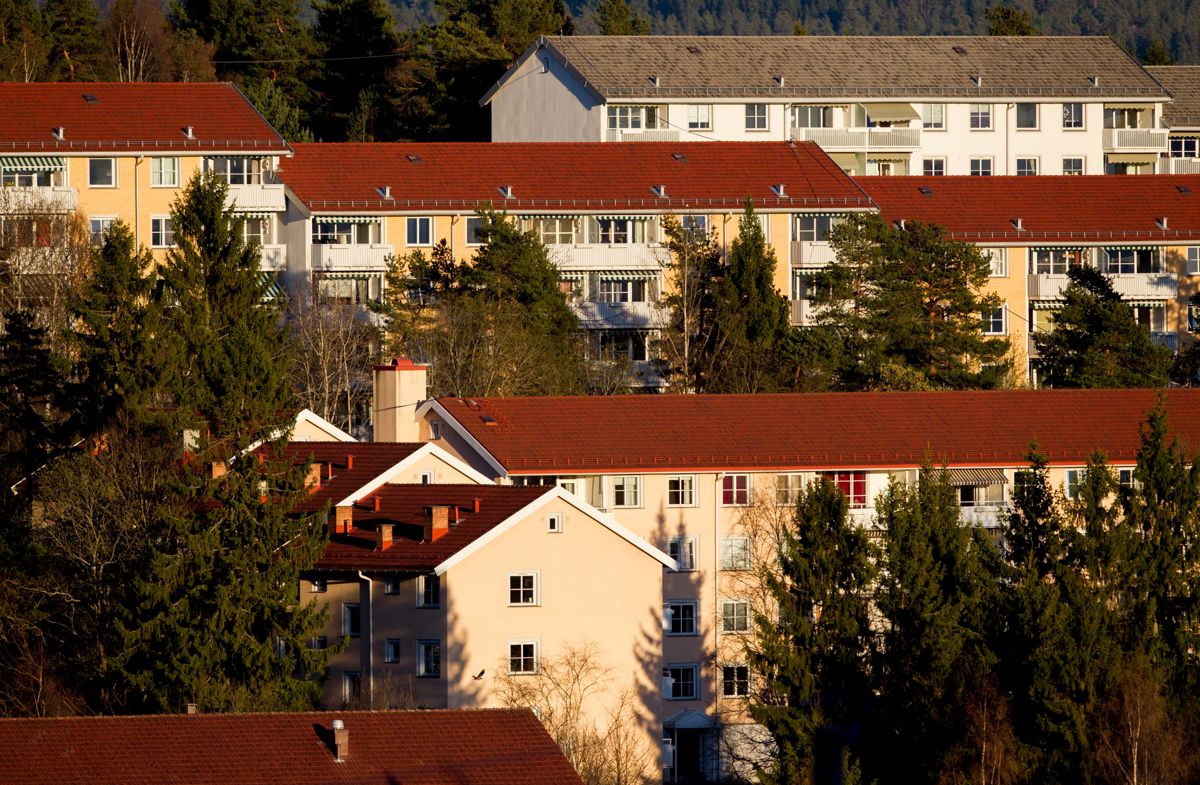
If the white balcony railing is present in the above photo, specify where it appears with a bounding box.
[556,244,666,270]
[959,504,1010,529]
[604,129,681,142]
[1163,158,1200,174]
[0,186,77,213]
[790,127,921,151]
[1027,273,1177,300]
[225,183,286,212]
[1103,128,1169,152]
[311,243,394,270]
[790,240,837,268]
[573,300,666,329]
[259,244,287,271]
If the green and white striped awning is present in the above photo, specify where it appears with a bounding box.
[235,211,275,220]
[318,272,378,280]
[313,215,380,224]
[258,272,285,304]
[591,215,649,222]
[1101,245,1160,251]
[559,271,587,281]
[598,270,660,280]
[0,156,64,171]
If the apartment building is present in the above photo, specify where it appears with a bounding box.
[285,435,672,778]
[277,141,873,384]
[858,175,1200,381]
[483,36,1172,176]
[0,710,586,785]
[373,361,1200,781]
[1145,66,1200,174]
[0,82,291,270]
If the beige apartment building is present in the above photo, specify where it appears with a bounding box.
[1145,66,1200,174]
[363,361,1200,781]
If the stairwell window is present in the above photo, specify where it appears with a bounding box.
[721,600,750,633]
[667,536,697,571]
[721,474,750,506]
[666,601,698,635]
[418,640,441,677]
[722,665,751,697]
[720,536,751,570]
[745,103,768,131]
[666,664,699,700]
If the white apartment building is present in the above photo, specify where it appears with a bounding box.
[483,36,1173,176]
[1145,66,1200,174]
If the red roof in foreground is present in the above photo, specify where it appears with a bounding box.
[281,141,872,212]
[0,82,290,154]
[434,389,1200,473]
[317,484,548,571]
[272,442,425,513]
[860,175,1200,243]
[0,709,583,785]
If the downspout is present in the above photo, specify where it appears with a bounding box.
[134,155,142,247]
[357,570,373,704]
[713,472,724,726]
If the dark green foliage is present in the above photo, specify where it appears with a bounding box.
[1033,264,1172,389]
[593,0,649,34]
[0,0,49,81]
[655,216,721,392]
[1142,38,1175,65]
[985,4,1038,35]
[313,0,401,141]
[242,78,314,143]
[44,0,108,80]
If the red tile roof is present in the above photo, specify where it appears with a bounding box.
[0,709,584,785]
[317,484,549,571]
[281,141,873,213]
[859,175,1200,243]
[0,82,289,155]
[273,442,425,513]
[432,389,1200,473]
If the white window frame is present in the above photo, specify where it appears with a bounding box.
[208,156,263,185]
[88,157,116,187]
[1062,157,1085,176]
[1016,157,1039,176]
[984,248,1007,277]
[547,513,563,533]
[922,158,946,176]
[384,638,402,663]
[310,578,327,593]
[150,216,175,248]
[1187,247,1200,275]
[1015,102,1039,130]
[1066,469,1085,499]
[88,216,117,245]
[721,599,751,633]
[342,671,362,702]
[720,536,751,571]
[922,103,945,130]
[721,474,750,506]
[382,575,400,595]
[667,475,697,507]
[745,103,768,131]
[417,574,440,608]
[508,640,540,675]
[406,216,432,246]
[969,157,993,176]
[969,104,992,130]
[688,104,712,130]
[465,216,485,246]
[611,475,642,508]
[667,535,697,572]
[1062,102,1085,130]
[790,104,832,129]
[776,473,804,506]
[342,603,361,638]
[242,216,266,245]
[429,422,442,440]
[666,664,699,700]
[982,306,1006,335]
[722,665,751,698]
[151,156,180,187]
[508,572,539,606]
[417,639,441,677]
[665,600,698,636]
[419,470,434,484]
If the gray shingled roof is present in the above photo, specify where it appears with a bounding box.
[1146,66,1200,127]
[533,35,1167,99]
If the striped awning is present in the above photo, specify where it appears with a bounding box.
[235,211,275,220]
[523,214,575,221]
[559,271,586,281]
[1031,246,1084,252]
[598,270,659,280]
[1125,298,1170,306]
[947,468,1007,487]
[258,272,285,304]
[0,156,64,171]
[313,215,379,224]
[318,272,378,280]
[591,215,648,222]
[1101,245,1159,251]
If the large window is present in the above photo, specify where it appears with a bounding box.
[969,104,992,130]
[508,573,539,606]
[666,601,698,636]
[688,105,712,130]
[417,574,440,608]
[342,603,361,638]
[790,105,832,129]
[721,600,750,633]
[1103,248,1160,274]
[151,157,179,187]
[668,475,696,507]
[596,331,647,362]
[1062,102,1084,129]
[598,278,647,303]
[607,105,661,130]
[745,103,768,131]
[538,217,574,245]
[1016,157,1039,176]
[793,215,842,242]
[668,536,697,571]
[776,473,804,506]
[208,157,262,185]
[596,218,646,245]
[970,157,993,176]
[666,664,699,700]
[612,475,641,507]
[721,474,750,506]
[822,471,866,508]
[722,665,750,697]
[1062,157,1085,176]
[720,536,751,571]
[313,220,374,244]
[2,167,60,187]
[1104,108,1140,129]
[89,158,115,187]
[406,217,432,246]
[922,104,945,130]
[1170,137,1199,158]
[1031,248,1084,275]
[417,640,441,677]
[1015,103,1038,129]
[151,217,174,248]
[509,641,539,674]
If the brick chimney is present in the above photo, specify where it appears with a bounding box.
[305,462,322,492]
[376,523,393,551]
[373,358,428,442]
[333,505,353,535]
[424,505,450,542]
[331,719,348,762]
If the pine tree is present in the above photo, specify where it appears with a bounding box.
[985,4,1038,35]
[749,478,876,785]
[594,0,650,35]
[44,0,108,80]
[313,0,401,140]
[1141,38,1175,65]
[656,216,721,392]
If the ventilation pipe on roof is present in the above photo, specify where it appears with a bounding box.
[1158,216,1169,230]
[183,126,195,139]
[772,183,786,197]
[378,185,392,199]
[650,75,661,87]
[499,185,514,199]
[652,184,667,197]
[52,126,65,140]
[971,75,983,87]
[774,75,785,87]
[897,218,907,230]
[331,720,349,762]
[1012,217,1024,230]
[1089,75,1100,87]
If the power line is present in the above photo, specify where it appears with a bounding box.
[212,52,406,65]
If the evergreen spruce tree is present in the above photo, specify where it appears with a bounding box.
[985,4,1039,35]
[44,0,108,80]
[594,0,650,34]
[1141,38,1175,65]
[313,0,401,140]
[749,478,876,784]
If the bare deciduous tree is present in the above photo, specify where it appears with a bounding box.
[287,295,377,438]
[1095,656,1192,785]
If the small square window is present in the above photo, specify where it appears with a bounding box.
[419,470,434,484]
[970,157,993,176]
[745,103,768,131]
[720,536,751,570]
[667,476,696,507]
[547,513,562,533]
[1016,158,1039,176]
[612,475,641,507]
[151,216,175,248]
[666,664,699,700]
[1062,157,1085,176]
[509,572,538,606]
[922,158,946,176]
[417,574,440,608]
[922,104,945,130]
[721,600,750,633]
[1016,103,1038,129]
[88,217,116,245]
[89,158,115,187]
[722,665,750,697]
[666,601,698,636]
[151,157,179,187]
[969,104,992,130]
[310,579,327,593]
[982,307,1006,335]
[721,474,750,506]
[667,536,697,572]
[385,638,402,663]
[466,217,485,245]
[509,640,539,674]
[383,576,400,595]
[406,217,432,246]
[418,639,441,677]
[1062,102,1084,129]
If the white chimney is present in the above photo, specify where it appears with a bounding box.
[652,184,667,197]
[971,75,983,87]
[52,126,65,140]
[183,125,195,139]
[1158,216,1169,229]
[1012,217,1024,230]
[331,719,348,762]
[373,358,428,443]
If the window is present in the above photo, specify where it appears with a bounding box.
[1015,103,1038,129]
[419,470,434,485]
[151,217,174,248]
[383,576,400,595]
[508,572,538,606]
[822,471,866,508]
[745,103,768,131]
[1118,468,1135,488]
[1190,302,1200,333]
[1170,137,1199,158]
[1103,248,1160,274]
[1062,157,1085,176]
[790,105,832,129]
[612,475,641,507]
[776,473,804,506]
[1188,247,1200,275]
[88,216,116,245]
[984,248,1007,277]
[970,157,993,176]
[1104,108,1140,129]
[1,168,59,187]
[607,105,661,130]
[418,640,441,677]
[722,600,750,633]
[1031,248,1084,275]
[1062,102,1084,129]
[722,665,750,697]
[208,157,262,185]
[668,476,696,506]
[982,307,1006,335]
[721,536,751,571]
[310,635,328,650]
[417,574,440,608]
[969,104,992,130]
[509,641,539,674]
[596,331,648,363]
[1016,158,1038,176]
[313,221,374,245]
[666,601,698,636]
[681,215,708,237]
[666,664,699,700]
[151,157,179,187]
[89,158,115,187]
[594,218,647,245]
[466,216,485,245]
[792,215,842,242]
[668,536,697,571]
[1066,469,1085,499]
[385,638,402,663]
[242,216,265,245]
[922,103,945,130]
[721,474,750,506]
[923,158,946,176]
[598,278,647,303]
[688,104,712,130]
[343,603,361,638]
[406,217,432,246]
[343,671,362,702]
[430,422,442,440]
[310,579,327,593]
[547,513,562,533]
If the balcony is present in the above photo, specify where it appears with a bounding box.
[258,244,287,271]
[0,186,77,213]
[1152,332,1178,352]
[555,244,666,270]
[1102,128,1169,153]
[959,504,1010,530]
[1027,272,1177,300]
[604,129,680,142]
[225,183,286,212]
[1163,158,1200,174]
[311,243,394,270]
[573,300,666,329]
[790,240,837,269]
[790,127,921,152]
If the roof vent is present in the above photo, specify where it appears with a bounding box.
[480,414,498,426]
[499,185,513,199]
[650,75,660,87]
[82,93,98,103]
[183,125,195,139]
[1158,216,1169,229]
[331,719,348,762]
[686,44,701,55]
[541,57,550,74]
[1089,75,1100,87]
[952,45,967,55]
[1178,185,1192,194]
[771,183,786,197]
[378,185,392,199]
[774,75,785,87]
[1012,217,1024,230]
[52,126,65,140]
[918,185,934,196]
[672,152,687,162]
[406,153,422,163]
[971,75,983,87]
[652,184,667,197]
[896,218,907,230]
